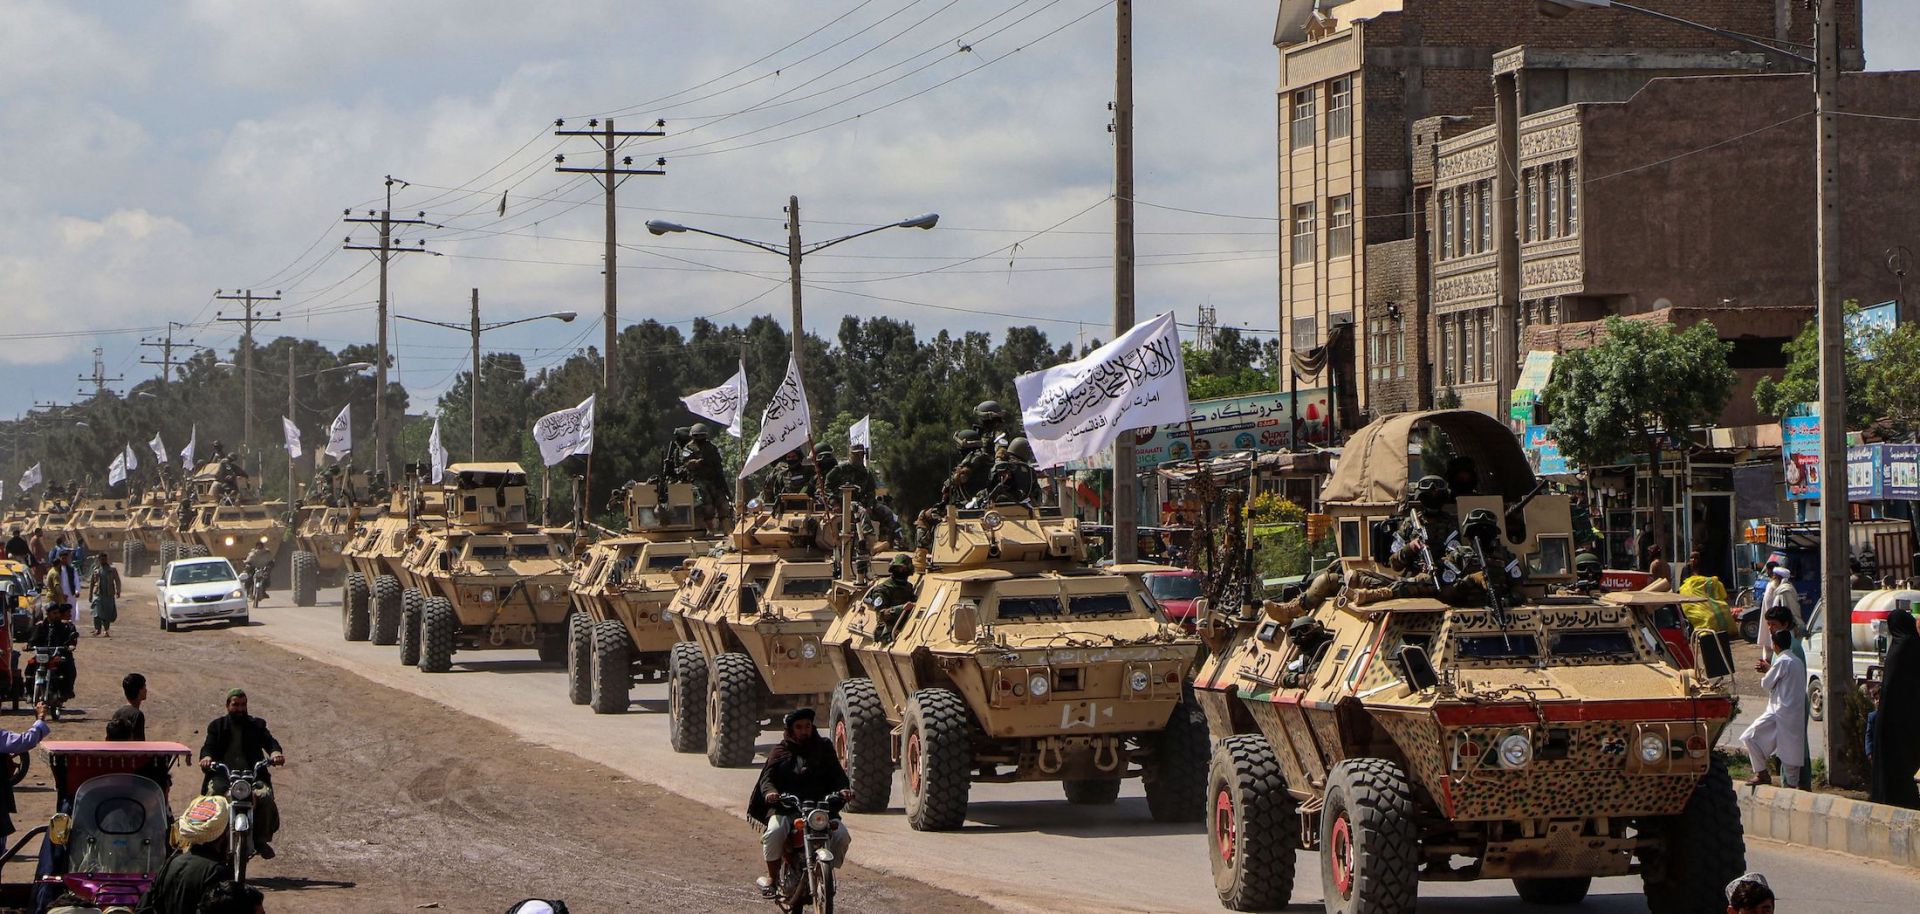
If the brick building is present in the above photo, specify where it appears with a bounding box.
[1273,0,1862,429]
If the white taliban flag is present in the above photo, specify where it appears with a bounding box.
[1014,311,1189,469]
[180,426,197,467]
[123,442,138,473]
[18,464,42,492]
[282,416,303,459]
[682,362,748,438]
[324,405,353,459]
[427,416,448,484]
[533,395,596,466]
[849,415,872,452]
[739,354,811,479]
[149,432,168,467]
[108,444,136,486]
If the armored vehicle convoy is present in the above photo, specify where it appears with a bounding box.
[123,489,178,575]
[566,481,715,713]
[288,471,384,607]
[340,468,443,644]
[395,463,574,674]
[821,504,1206,830]
[666,494,849,768]
[68,496,132,572]
[176,458,286,568]
[1194,410,1741,914]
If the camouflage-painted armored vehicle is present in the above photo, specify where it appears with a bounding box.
[565,481,715,713]
[340,468,443,644]
[1194,410,1741,914]
[821,503,1207,830]
[395,463,574,673]
[288,471,384,607]
[665,494,851,768]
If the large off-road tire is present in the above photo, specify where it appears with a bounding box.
[1063,778,1122,805]
[1514,877,1593,905]
[397,589,422,665]
[828,678,893,812]
[1321,758,1419,914]
[123,539,147,578]
[565,612,592,706]
[186,544,210,558]
[1143,692,1210,823]
[159,541,177,567]
[419,596,457,673]
[370,575,402,646]
[901,688,971,831]
[1207,734,1298,911]
[1641,756,1745,914]
[290,550,318,606]
[589,620,631,714]
[667,642,708,753]
[705,652,760,768]
[341,572,370,642]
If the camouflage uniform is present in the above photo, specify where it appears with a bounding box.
[823,457,878,508]
[865,556,918,641]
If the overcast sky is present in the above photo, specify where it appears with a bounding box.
[3,1,1917,419]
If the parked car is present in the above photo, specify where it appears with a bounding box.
[1144,569,1203,631]
[1802,597,1902,722]
[155,557,248,631]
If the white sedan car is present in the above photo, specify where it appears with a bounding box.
[156,557,249,631]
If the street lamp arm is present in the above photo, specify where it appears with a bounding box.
[393,313,469,332]
[803,213,939,256]
[648,222,788,257]
[480,312,579,333]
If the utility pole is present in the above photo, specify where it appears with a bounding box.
[76,347,123,399]
[555,117,666,397]
[288,354,297,507]
[788,196,805,373]
[345,176,436,475]
[139,322,196,389]
[471,288,482,461]
[1110,0,1139,563]
[214,289,281,464]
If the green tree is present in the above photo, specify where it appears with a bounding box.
[1864,323,1920,440]
[1543,317,1734,557]
[1752,301,1873,426]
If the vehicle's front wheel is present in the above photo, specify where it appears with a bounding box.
[589,620,631,714]
[901,688,971,831]
[342,572,370,642]
[666,642,708,753]
[1809,676,1826,721]
[565,613,591,706]
[370,575,402,646]
[1641,756,1745,914]
[1321,757,1418,914]
[1207,734,1298,911]
[397,589,422,666]
[1143,691,1210,822]
[705,652,760,768]
[291,550,318,607]
[828,678,893,812]
[419,597,456,673]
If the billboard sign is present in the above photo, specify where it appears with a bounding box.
[1782,412,1821,501]
[1847,300,1899,360]
[1847,444,1883,502]
[1523,424,1573,475]
[1887,444,1920,500]
[1125,389,1331,470]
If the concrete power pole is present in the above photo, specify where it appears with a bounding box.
[214,289,281,464]
[344,176,435,475]
[788,196,805,374]
[555,117,666,397]
[139,322,196,389]
[1111,0,1138,563]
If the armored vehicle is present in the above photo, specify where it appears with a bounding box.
[122,489,178,576]
[394,463,574,673]
[1193,410,1741,914]
[666,494,855,768]
[566,481,715,713]
[339,469,442,645]
[67,497,132,573]
[176,459,286,568]
[821,504,1206,830]
[288,471,384,607]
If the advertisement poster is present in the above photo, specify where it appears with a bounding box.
[1847,300,1899,361]
[1847,444,1882,501]
[1781,414,1821,501]
[1124,389,1331,470]
[1510,351,1557,427]
[1887,444,1920,500]
[1523,425,1573,475]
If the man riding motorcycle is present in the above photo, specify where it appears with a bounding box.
[197,688,286,860]
[26,603,78,703]
[746,708,852,897]
[243,538,274,598]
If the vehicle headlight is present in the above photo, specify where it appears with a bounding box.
[1497,733,1533,770]
[1129,670,1150,692]
[538,585,557,602]
[478,588,495,603]
[224,536,236,547]
[982,511,1004,531]
[800,641,818,659]
[229,780,253,800]
[228,589,245,600]
[1638,733,1668,764]
[1028,674,1050,698]
[804,809,831,832]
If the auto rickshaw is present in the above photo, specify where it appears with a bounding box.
[0,740,191,914]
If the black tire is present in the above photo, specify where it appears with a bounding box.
[342,572,370,642]
[705,652,760,768]
[565,613,592,706]
[589,620,631,714]
[1740,612,1761,644]
[1063,778,1122,805]
[815,862,834,914]
[667,642,708,753]
[1207,734,1298,911]
[187,544,210,558]
[1321,758,1419,914]
[397,589,422,666]
[419,596,456,673]
[123,539,146,578]
[1809,676,1825,721]
[1641,756,1746,914]
[8,752,28,787]
[291,550,318,607]
[901,688,971,831]
[1143,692,1210,823]
[1514,877,1593,905]
[536,628,567,664]
[370,576,402,646]
[160,613,175,633]
[159,541,177,567]
[828,678,893,812]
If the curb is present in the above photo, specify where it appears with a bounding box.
[1738,784,1920,869]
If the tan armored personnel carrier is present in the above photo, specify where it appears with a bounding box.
[122,489,177,576]
[340,467,442,644]
[393,463,573,673]
[820,504,1206,830]
[174,459,286,567]
[566,481,715,713]
[288,471,384,607]
[665,494,853,768]
[68,496,132,571]
[1193,410,1741,914]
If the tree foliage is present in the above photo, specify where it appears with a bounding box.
[1754,306,1920,440]
[1751,301,1874,428]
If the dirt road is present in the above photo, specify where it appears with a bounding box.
[7,597,996,914]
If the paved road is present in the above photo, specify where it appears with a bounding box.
[216,587,1917,914]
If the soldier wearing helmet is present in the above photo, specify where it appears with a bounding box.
[682,423,730,529]
[808,443,839,503]
[1388,476,1456,576]
[972,400,1009,451]
[865,553,919,641]
[823,440,877,508]
[661,427,692,484]
[982,437,1040,505]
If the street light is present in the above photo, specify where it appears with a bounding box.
[397,289,577,459]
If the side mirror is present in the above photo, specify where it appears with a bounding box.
[1393,645,1440,692]
[950,601,978,643]
[1696,631,1734,679]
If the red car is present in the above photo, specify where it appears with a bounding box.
[1145,570,1203,632]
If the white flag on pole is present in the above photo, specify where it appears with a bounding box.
[282,416,303,459]
[149,433,167,467]
[850,415,872,452]
[324,405,352,459]
[107,447,131,487]
[739,354,811,479]
[180,426,197,467]
[18,464,42,493]
[1014,311,1189,469]
[533,395,596,466]
[124,442,138,473]
[427,416,448,483]
[682,363,748,438]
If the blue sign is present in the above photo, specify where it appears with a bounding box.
[1782,414,1822,501]
[1847,300,1899,361]
[1887,444,1920,500]
[1523,425,1572,475]
[1847,445,1882,501]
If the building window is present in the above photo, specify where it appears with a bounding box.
[1368,319,1383,381]
[1290,88,1316,150]
[1328,195,1353,259]
[1561,160,1579,236]
[1290,203,1316,263]
[1478,310,1495,383]
[1544,166,1561,240]
[1439,192,1455,260]
[1477,181,1492,253]
[1327,77,1352,139]
[1291,316,1318,351]
[1463,186,1480,255]
[1523,168,1539,242]
[1439,316,1455,386]
[1392,321,1406,379]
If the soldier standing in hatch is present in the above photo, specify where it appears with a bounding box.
[971,400,1011,452]
[982,438,1041,504]
[823,442,878,508]
[682,424,731,529]
[865,554,918,641]
[809,443,840,504]
[1349,475,1460,605]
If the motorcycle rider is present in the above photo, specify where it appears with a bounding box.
[746,708,852,897]
[197,689,286,860]
[243,537,273,598]
[27,602,79,702]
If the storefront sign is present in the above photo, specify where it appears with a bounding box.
[1847,444,1883,501]
[1125,389,1331,470]
[1523,425,1573,475]
[1887,444,1920,500]
[1509,351,1557,426]
[1782,413,1821,501]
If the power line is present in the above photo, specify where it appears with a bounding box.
[214,289,282,456]
[553,116,667,397]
